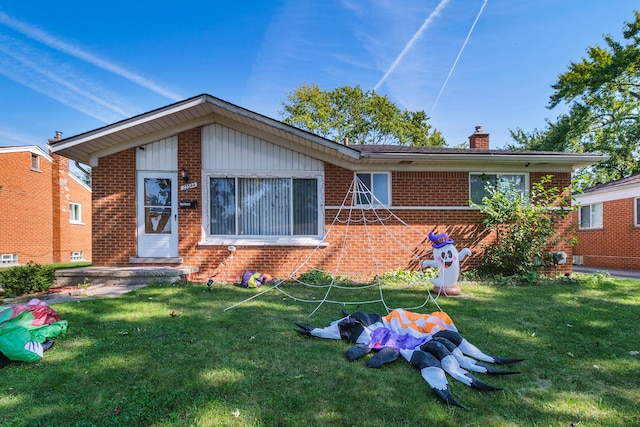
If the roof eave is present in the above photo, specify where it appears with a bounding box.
[51,94,361,165]
[358,152,609,169]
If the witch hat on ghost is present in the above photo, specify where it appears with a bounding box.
[428,231,454,248]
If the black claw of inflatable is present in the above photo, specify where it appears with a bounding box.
[346,344,372,361]
[433,388,467,409]
[477,362,520,375]
[366,347,399,368]
[490,356,526,365]
[294,322,314,336]
[468,373,503,392]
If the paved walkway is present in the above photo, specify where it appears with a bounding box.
[2,283,149,305]
[573,265,640,280]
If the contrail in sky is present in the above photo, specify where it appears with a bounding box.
[0,41,132,117]
[0,11,182,101]
[373,0,452,91]
[431,0,488,113]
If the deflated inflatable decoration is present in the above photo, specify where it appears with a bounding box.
[296,309,522,408]
[0,299,67,368]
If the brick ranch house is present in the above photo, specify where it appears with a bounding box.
[0,145,92,266]
[573,174,640,270]
[50,94,605,282]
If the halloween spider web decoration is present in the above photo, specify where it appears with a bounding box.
[224,175,445,316]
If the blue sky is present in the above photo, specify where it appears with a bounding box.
[0,1,636,153]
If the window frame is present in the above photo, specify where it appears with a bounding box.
[70,251,84,262]
[203,171,324,246]
[354,172,391,207]
[30,153,40,171]
[635,197,640,227]
[69,202,82,224]
[1,253,18,266]
[578,203,603,230]
[469,172,529,205]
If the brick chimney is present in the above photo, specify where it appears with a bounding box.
[48,131,63,144]
[469,125,489,149]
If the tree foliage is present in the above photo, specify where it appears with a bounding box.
[280,83,445,147]
[508,11,640,189]
[473,176,574,278]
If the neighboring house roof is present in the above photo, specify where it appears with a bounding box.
[0,145,52,162]
[580,174,640,194]
[50,93,607,171]
[573,173,640,205]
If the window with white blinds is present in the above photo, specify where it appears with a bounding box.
[209,175,321,241]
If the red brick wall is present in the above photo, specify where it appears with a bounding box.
[186,164,573,281]
[177,128,204,263]
[92,148,136,265]
[574,197,640,270]
[392,171,469,206]
[0,151,53,264]
[51,154,92,263]
[90,131,574,281]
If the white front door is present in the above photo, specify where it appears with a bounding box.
[137,172,178,258]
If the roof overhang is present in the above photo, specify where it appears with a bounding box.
[50,94,360,166]
[356,151,608,172]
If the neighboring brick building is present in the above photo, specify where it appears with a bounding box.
[0,145,92,266]
[50,94,605,282]
[573,174,640,270]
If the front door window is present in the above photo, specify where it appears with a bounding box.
[144,178,172,234]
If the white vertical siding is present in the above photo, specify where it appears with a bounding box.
[202,123,322,171]
[136,136,178,171]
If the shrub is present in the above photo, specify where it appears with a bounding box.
[377,268,433,286]
[297,269,353,286]
[0,262,55,297]
[473,175,574,277]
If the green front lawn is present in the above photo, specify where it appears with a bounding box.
[1,274,639,426]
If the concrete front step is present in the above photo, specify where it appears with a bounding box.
[54,266,199,287]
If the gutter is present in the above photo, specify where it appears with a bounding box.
[358,151,609,168]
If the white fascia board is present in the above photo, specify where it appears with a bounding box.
[573,185,640,205]
[51,96,210,152]
[69,172,92,192]
[0,145,52,162]
[358,151,608,169]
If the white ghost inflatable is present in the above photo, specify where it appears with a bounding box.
[422,231,472,296]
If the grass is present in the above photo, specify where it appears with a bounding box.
[1,274,639,426]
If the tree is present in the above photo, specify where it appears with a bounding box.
[473,176,574,278]
[508,11,640,189]
[280,83,445,147]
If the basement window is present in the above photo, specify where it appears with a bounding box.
[70,251,84,261]
[1,253,18,265]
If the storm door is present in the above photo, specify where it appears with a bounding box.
[137,172,178,257]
